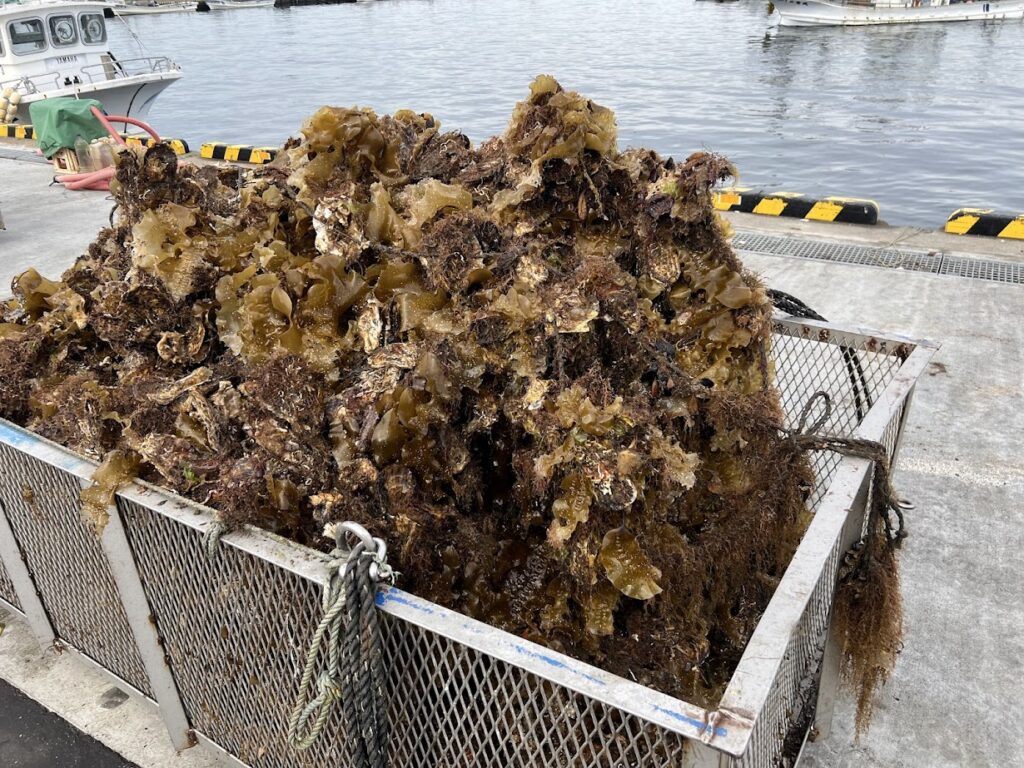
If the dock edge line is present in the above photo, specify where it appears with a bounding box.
[945,208,1024,240]
[714,188,880,226]
[200,143,278,165]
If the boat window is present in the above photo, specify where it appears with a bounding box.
[8,18,48,55]
[49,15,79,47]
[79,13,107,45]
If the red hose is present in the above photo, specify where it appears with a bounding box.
[91,108,161,144]
[61,167,115,190]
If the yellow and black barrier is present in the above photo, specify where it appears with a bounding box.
[0,124,34,140]
[122,134,189,156]
[714,187,879,225]
[945,208,1024,240]
[200,143,278,165]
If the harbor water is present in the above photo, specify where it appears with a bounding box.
[111,0,1024,226]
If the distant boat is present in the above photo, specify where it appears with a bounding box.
[0,0,182,122]
[775,0,1024,26]
[106,1,196,16]
[199,0,274,10]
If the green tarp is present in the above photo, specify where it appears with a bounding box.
[28,98,107,158]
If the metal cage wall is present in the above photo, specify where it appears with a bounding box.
[0,317,936,768]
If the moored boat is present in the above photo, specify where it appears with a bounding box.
[201,0,274,10]
[105,1,196,16]
[0,0,182,123]
[775,0,1024,26]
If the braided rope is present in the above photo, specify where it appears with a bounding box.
[202,521,227,561]
[287,526,393,767]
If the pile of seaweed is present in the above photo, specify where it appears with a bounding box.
[0,77,819,706]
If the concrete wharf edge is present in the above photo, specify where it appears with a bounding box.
[0,150,1022,768]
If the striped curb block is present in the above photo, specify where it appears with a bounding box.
[0,124,34,140]
[714,188,879,225]
[122,135,190,156]
[200,143,278,164]
[945,209,1024,240]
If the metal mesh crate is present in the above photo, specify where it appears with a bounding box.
[0,317,936,767]
[0,552,20,611]
[0,443,154,697]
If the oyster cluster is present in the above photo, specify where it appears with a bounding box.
[0,77,813,704]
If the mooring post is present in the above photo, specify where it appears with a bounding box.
[97,495,195,752]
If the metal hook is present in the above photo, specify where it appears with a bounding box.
[333,521,392,583]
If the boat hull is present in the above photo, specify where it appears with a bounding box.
[205,0,275,9]
[776,0,1024,26]
[15,72,181,124]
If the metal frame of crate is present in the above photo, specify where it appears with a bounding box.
[0,317,936,768]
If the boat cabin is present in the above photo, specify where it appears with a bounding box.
[0,1,175,100]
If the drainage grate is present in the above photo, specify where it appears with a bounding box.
[939,254,1024,283]
[733,231,1024,286]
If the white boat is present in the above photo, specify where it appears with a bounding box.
[105,1,196,16]
[0,0,181,123]
[775,0,1024,26]
[201,0,274,10]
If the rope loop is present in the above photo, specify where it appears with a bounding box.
[784,392,910,579]
[287,522,393,767]
[792,390,833,439]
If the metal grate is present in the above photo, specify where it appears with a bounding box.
[939,253,1024,283]
[734,232,942,274]
[384,622,691,767]
[734,231,1024,285]
[0,445,153,697]
[0,554,20,611]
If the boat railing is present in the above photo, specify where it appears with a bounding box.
[0,56,178,95]
[78,55,179,82]
[0,74,52,95]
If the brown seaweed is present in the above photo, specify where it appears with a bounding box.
[0,77,823,708]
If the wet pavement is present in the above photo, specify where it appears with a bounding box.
[0,677,137,768]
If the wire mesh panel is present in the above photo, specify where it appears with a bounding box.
[0,555,20,611]
[770,322,908,510]
[382,619,692,767]
[119,497,342,768]
[0,444,153,697]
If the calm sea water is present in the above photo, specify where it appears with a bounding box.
[112,0,1024,226]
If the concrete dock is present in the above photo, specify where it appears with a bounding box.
[1,145,1022,768]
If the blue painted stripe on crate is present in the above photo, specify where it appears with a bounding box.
[376,588,435,614]
[653,705,728,737]
[512,645,606,686]
[0,422,31,447]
